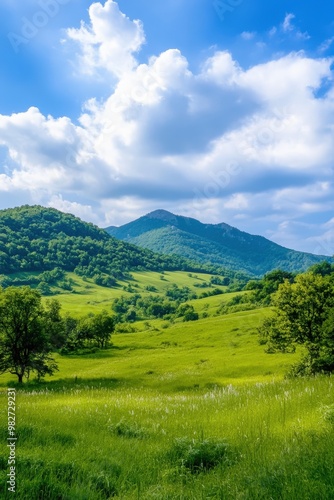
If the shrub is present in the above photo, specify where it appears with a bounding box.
[183,310,199,321]
[115,323,138,333]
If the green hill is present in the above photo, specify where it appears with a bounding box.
[0,205,215,280]
[106,209,332,276]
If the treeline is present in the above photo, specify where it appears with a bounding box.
[0,206,185,278]
[112,284,199,323]
[215,262,334,316]
[0,206,247,286]
[0,286,116,383]
[0,267,73,295]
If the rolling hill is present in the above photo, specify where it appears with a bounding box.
[105,209,332,276]
[0,205,216,279]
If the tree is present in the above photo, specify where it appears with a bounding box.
[0,287,58,383]
[308,261,334,277]
[44,299,67,349]
[260,273,334,374]
[90,311,115,348]
[75,311,115,349]
[246,269,295,305]
[176,303,199,321]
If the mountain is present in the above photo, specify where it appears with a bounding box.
[105,210,332,276]
[0,205,212,279]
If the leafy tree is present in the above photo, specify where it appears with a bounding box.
[260,273,334,374]
[71,311,115,349]
[75,316,96,346]
[89,311,115,348]
[210,275,229,286]
[318,307,334,372]
[309,261,334,277]
[246,269,295,305]
[36,281,52,295]
[175,303,199,321]
[0,287,58,383]
[44,299,67,349]
[166,284,196,302]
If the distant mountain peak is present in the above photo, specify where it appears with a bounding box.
[105,209,333,276]
[146,209,177,222]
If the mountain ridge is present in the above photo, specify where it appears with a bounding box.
[105,210,332,276]
[0,205,218,279]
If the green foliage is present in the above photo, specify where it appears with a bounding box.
[176,303,199,321]
[210,275,230,286]
[246,269,295,305]
[44,299,66,350]
[62,310,115,351]
[165,284,196,302]
[0,287,58,383]
[0,205,210,281]
[107,210,332,277]
[199,287,224,298]
[260,272,334,374]
[112,285,200,323]
[321,404,334,423]
[308,261,334,276]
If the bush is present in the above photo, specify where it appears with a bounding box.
[183,310,199,321]
[114,323,138,333]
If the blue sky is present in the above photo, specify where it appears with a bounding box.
[0,0,334,255]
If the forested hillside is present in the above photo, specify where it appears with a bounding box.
[106,209,332,276]
[0,205,212,280]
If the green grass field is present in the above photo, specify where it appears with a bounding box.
[1,272,334,498]
[34,270,229,317]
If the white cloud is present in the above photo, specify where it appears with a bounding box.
[282,13,295,33]
[319,37,334,54]
[241,31,256,41]
[0,1,334,253]
[66,0,145,78]
[281,12,310,40]
[48,195,99,224]
[224,193,249,210]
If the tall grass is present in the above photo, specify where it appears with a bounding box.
[0,274,333,498]
[0,376,334,498]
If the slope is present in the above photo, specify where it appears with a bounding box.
[106,209,331,276]
[0,205,208,279]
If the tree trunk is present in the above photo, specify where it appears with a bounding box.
[17,373,23,384]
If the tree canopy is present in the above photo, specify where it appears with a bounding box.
[0,205,214,280]
[0,287,58,383]
[260,272,334,375]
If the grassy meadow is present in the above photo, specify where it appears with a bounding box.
[1,271,334,498]
[46,270,231,316]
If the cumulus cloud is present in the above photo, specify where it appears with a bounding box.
[48,195,99,224]
[0,1,334,253]
[66,0,145,78]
